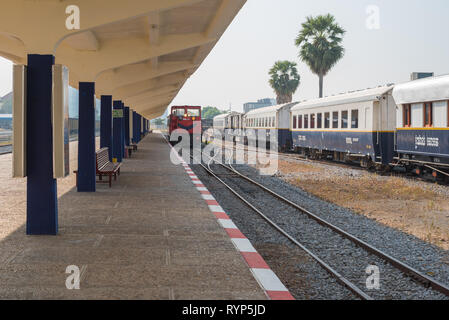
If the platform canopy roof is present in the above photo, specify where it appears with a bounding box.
[0,0,246,119]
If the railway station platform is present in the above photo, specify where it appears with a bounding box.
[0,134,267,300]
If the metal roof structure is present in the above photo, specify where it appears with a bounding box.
[392,74,449,105]
[0,0,246,119]
[291,85,394,111]
[245,102,299,116]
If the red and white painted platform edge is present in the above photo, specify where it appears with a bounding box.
[165,139,294,300]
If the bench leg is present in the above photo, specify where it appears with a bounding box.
[114,173,117,181]
[99,174,102,181]
[118,168,121,176]
[109,174,112,188]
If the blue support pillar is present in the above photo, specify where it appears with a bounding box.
[138,114,142,142]
[77,82,96,193]
[132,111,138,143]
[124,107,130,146]
[120,101,125,159]
[112,101,123,162]
[26,54,58,235]
[100,95,113,161]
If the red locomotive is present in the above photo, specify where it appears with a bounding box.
[167,105,202,145]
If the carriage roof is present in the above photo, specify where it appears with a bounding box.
[291,85,394,111]
[245,102,299,117]
[392,74,449,105]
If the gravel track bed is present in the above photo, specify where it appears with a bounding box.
[190,162,358,300]
[207,163,447,300]
[231,162,449,290]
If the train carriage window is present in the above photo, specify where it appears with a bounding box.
[432,101,447,127]
[310,114,315,129]
[173,108,185,116]
[341,111,348,129]
[187,108,200,117]
[293,115,297,129]
[424,102,432,127]
[317,113,322,129]
[411,103,423,128]
[351,110,359,129]
[272,117,275,128]
[332,111,338,128]
[304,114,309,129]
[324,112,330,128]
[298,115,303,129]
[403,104,411,127]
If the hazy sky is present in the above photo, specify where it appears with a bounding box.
[1,0,449,115]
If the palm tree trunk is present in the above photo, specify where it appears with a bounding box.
[319,74,324,98]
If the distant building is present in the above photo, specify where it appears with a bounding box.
[243,98,276,113]
[410,72,434,81]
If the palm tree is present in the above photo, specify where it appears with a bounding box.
[269,61,300,104]
[295,14,345,98]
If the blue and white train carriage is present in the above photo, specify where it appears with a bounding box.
[244,102,298,151]
[393,75,449,176]
[290,85,396,167]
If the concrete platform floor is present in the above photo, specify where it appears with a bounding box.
[0,134,266,299]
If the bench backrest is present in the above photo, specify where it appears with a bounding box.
[96,148,110,171]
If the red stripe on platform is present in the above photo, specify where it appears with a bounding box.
[241,252,270,269]
[225,228,246,239]
[213,212,230,219]
[195,184,205,188]
[205,200,219,205]
[266,291,295,300]
[199,190,211,195]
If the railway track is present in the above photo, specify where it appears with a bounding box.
[218,140,449,185]
[192,150,449,300]
[0,144,12,155]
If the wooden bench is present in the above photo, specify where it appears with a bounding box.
[74,147,121,188]
[96,147,121,187]
[130,143,138,151]
[125,146,133,157]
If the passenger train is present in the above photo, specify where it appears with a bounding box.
[166,105,202,145]
[212,74,449,179]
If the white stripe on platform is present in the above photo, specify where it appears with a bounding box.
[189,175,199,179]
[208,205,225,213]
[251,268,288,292]
[231,238,257,253]
[201,194,215,201]
[218,219,237,229]
[192,180,202,185]
[196,187,208,192]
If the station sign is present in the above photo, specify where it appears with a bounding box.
[113,109,123,118]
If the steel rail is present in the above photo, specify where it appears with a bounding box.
[194,151,373,300]
[220,160,449,297]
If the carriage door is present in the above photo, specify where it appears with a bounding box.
[365,107,372,133]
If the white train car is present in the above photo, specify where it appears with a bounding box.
[393,74,449,177]
[290,85,396,166]
[244,102,299,150]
